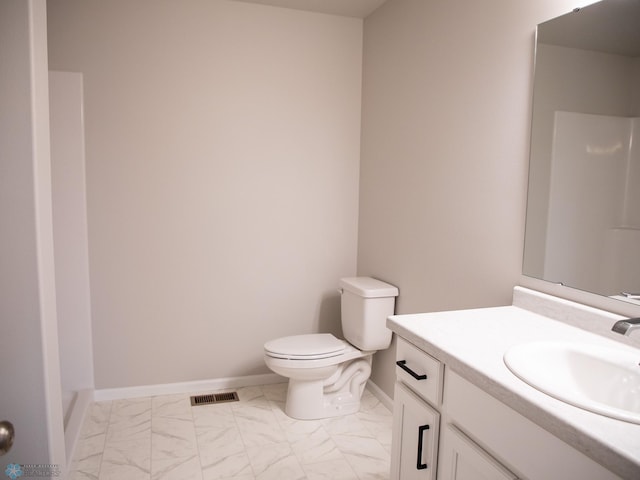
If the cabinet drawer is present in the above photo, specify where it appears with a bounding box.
[396,337,443,407]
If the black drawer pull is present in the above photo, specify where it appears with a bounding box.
[417,424,430,470]
[396,360,427,380]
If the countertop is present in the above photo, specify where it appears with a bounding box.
[387,304,640,480]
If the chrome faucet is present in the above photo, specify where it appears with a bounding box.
[611,318,640,336]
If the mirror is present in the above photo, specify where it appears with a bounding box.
[523,0,640,304]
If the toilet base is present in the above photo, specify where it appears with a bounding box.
[284,357,372,420]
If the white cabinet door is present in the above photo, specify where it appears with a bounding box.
[439,424,518,480]
[391,382,440,480]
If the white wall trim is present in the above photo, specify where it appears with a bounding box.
[29,0,67,466]
[94,373,285,402]
[64,389,93,464]
[366,379,393,411]
[93,375,391,412]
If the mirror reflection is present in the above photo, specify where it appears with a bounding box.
[523,0,640,303]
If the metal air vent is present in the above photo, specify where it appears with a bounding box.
[190,391,239,406]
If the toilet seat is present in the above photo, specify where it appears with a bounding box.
[264,333,346,360]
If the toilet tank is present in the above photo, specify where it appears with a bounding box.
[339,277,399,351]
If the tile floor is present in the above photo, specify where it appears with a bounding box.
[68,383,393,480]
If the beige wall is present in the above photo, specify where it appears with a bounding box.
[47,0,611,397]
[47,0,363,389]
[359,0,591,396]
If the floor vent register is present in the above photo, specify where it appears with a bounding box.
[190,391,239,406]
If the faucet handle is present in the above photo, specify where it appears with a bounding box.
[612,318,640,336]
[621,292,640,300]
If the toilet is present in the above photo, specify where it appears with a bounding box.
[264,277,398,420]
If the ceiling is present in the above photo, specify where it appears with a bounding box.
[229,0,388,18]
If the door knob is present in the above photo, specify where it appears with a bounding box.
[0,421,15,456]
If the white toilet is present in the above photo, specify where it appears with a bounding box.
[264,277,398,420]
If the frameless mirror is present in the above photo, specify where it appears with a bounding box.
[523,0,640,304]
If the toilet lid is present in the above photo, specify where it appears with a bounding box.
[264,333,346,360]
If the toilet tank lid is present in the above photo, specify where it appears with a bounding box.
[339,277,398,298]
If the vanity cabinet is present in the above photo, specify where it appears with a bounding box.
[391,336,621,480]
[391,335,514,480]
[390,337,443,480]
[391,382,440,480]
[438,424,517,480]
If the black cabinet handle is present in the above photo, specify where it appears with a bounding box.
[396,360,427,380]
[417,424,430,470]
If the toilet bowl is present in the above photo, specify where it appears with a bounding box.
[264,277,398,420]
[264,333,374,419]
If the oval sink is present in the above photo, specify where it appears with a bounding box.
[504,341,640,424]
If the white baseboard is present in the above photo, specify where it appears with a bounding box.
[366,379,393,411]
[93,373,285,402]
[65,388,94,464]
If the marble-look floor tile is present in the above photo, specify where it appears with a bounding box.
[200,459,254,480]
[359,390,383,411]
[152,454,203,480]
[246,442,306,480]
[68,471,99,480]
[322,413,373,438]
[70,385,392,480]
[192,403,235,429]
[68,432,106,479]
[152,416,198,457]
[357,409,393,451]
[110,397,152,424]
[200,454,253,480]
[260,383,287,403]
[107,397,152,443]
[302,457,357,480]
[267,400,291,424]
[100,437,152,480]
[197,425,252,479]
[332,433,390,480]
[233,386,270,408]
[210,476,254,480]
[152,394,192,420]
[276,413,324,434]
[106,422,151,445]
[284,424,342,465]
[81,401,112,438]
[234,405,286,447]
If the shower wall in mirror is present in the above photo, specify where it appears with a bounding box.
[544,112,640,295]
[523,0,640,301]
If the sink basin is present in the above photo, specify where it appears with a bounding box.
[504,341,640,424]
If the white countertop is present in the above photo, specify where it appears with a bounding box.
[387,304,640,480]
